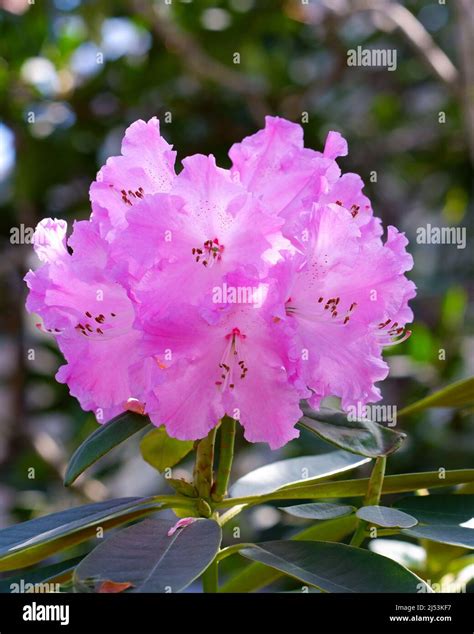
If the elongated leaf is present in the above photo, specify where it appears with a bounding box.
[65,412,152,486]
[240,541,430,592]
[0,497,158,572]
[221,514,357,593]
[394,495,474,526]
[403,525,474,549]
[230,450,370,498]
[397,495,474,549]
[279,503,355,521]
[398,376,474,418]
[356,506,417,528]
[238,468,474,504]
[299,407,405,458]
[0,556,83,593]
[140,426,193,472]
[74,518,221,593]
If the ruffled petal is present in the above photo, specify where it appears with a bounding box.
[32,218,68,263]
[90,117,176,238]
[223,320,302,449]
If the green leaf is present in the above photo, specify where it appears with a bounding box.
[385,494,474,555]
[220,514,357,593]
[356,505,417,528]
[394,494,474,526]
[279,503,355,521]
[229,450,370,498]
[0,497,159,572]
[65,412,152,486]
[403,525,474,549]
[398,376,474,418]
[140,426,193,472]
[74,518,221,593]
[221,469,474,507]
[240,468,474,504]
[240,541,430,592]
[299,407,405,458]
[0,556,83,593]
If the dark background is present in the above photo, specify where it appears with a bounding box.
[0,0,472,589]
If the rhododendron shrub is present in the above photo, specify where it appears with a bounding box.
[4,117,472,595]
[25,116,415,448]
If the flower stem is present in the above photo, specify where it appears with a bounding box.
[213,416,236,501]
[202,558,219,593]
[218,504,247,526]
[193,428,217,501]
[350,456,387,547]
[196,419,237,593]
[216,543,253,562]
[365,456,387,506]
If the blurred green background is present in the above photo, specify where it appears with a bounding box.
[0,0,472,589]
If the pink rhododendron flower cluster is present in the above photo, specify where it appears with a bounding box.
[25,117,416,449]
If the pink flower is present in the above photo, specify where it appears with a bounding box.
[25,116,415,448]
[230,117,415,411]
[113,154,283,317]
[229,116,341,236]
[25,219,156,422]
[138,295,302,449]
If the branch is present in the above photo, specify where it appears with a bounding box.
[378,0,459,88]
[317,0,459,91]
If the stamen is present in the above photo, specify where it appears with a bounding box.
[375,320,412,346]
[73,310,124,340]
[120,186,144,205]
[215,328,248,392]
[36,322,65,335]
[286,296,355,327]
[192,238,224,268]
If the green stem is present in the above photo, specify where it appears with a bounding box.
[202,558,218,593]
[218,504,247,526]
[193,428,217,501]
[375,528,401,536]
[365,456,387,506]
[213,416,236,501]
[216,543,253,562]
[350,456,387,547]
[218,465,455,509]
[150,495,197,509]
[348,519,367,547]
